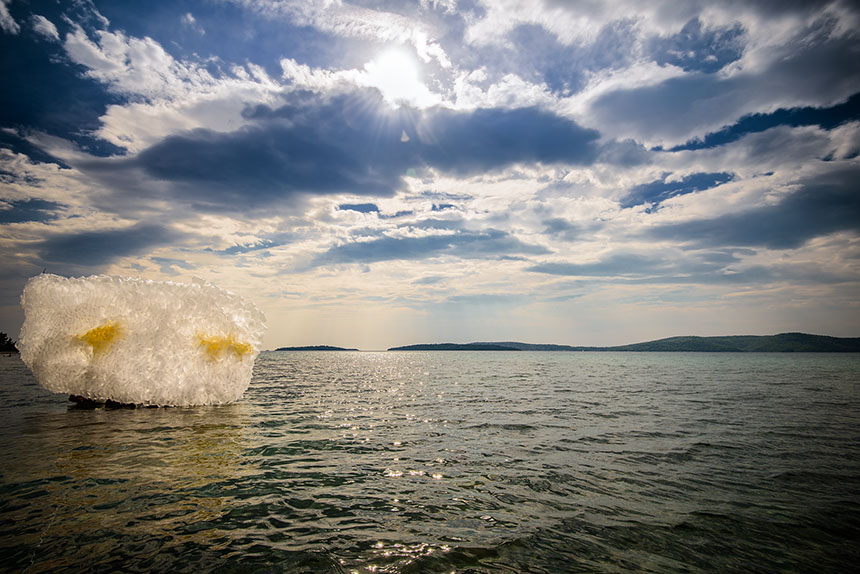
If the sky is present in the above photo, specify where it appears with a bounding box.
[1,0,859,350]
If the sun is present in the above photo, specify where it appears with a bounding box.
[364,47,436,108]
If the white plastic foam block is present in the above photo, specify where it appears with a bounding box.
[18,274,267,406]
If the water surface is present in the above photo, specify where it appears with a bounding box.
[1,351,859,572]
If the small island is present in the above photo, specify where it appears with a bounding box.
[388,343,520,351]
[273,345,359,351]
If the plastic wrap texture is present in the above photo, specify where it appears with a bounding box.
[18,274,267,406]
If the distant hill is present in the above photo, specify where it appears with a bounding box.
[395,333,860,352]
[388,343,520,351]
[473,341,590,351]
[273,345,359,351]
[605,333,860,352]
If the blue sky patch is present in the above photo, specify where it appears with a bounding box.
[622,172,734,210]
[667,92,860,151]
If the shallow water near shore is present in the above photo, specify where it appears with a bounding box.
[1,351,859,573]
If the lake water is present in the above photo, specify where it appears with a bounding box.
[1,351,859,573]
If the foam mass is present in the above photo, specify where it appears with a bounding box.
[18,274,267,406]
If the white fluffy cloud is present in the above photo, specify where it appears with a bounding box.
[578,31,860,146]
[60,24,284,152]
[64,25,215,99]
[226,0,452,67]
[180,12,205,34]
[0,0,18,34]
[463,0,860,146]
[31,14,59,41]
[466,0,857,48]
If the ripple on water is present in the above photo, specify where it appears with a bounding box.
[1,352,859,572]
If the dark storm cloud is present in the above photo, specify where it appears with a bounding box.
[415,105,600,173]
[132,122,402,203]
[591,31,860,144]
[37,223,183,265]
[0,199,65,224]
[313,227,549,267]
[595,138,651,167]
[649,166,860,249]
[121,91,600,209]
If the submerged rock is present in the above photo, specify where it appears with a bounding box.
[68,394,148,409]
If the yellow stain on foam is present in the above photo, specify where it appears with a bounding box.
[76,322,122,354]
[197,334,253,360]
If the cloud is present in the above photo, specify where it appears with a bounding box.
[150,256,196,274]
[448,1,857,128]
[0,23,124,156]
[649,18,745,73]
[530,259,858,288]
[180,12,205,35]
[231,0,452,68]
[621,171,735,209]
[467,0,858,48]
[648,165,860,249]
[59,20,283,153]
[338,203,379,213]
[131,122,399,203]
[542,218,584,241]
[460,20,642,98]
[586,28,860,146]
[31,15,59,41]
[445,293,526,306]
[313,226,549,267]
[523,246,858,288]
[413,274,446,285]
[86,90,601,210]
[0,0,19,34]
[2,0,859,348]
[415,104,600,173]
[654,122,860,186]
[529,253,673,278]
[0,131,71,167]
[215,238,286,255]
[63,24,199,100]
[37,222,183,266]
[666,92,860,151]
[0,199,65,224]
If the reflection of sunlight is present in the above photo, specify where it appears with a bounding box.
[0,405,254,568]
[364,48,437,108]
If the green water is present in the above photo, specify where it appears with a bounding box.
[1,351,859,572]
